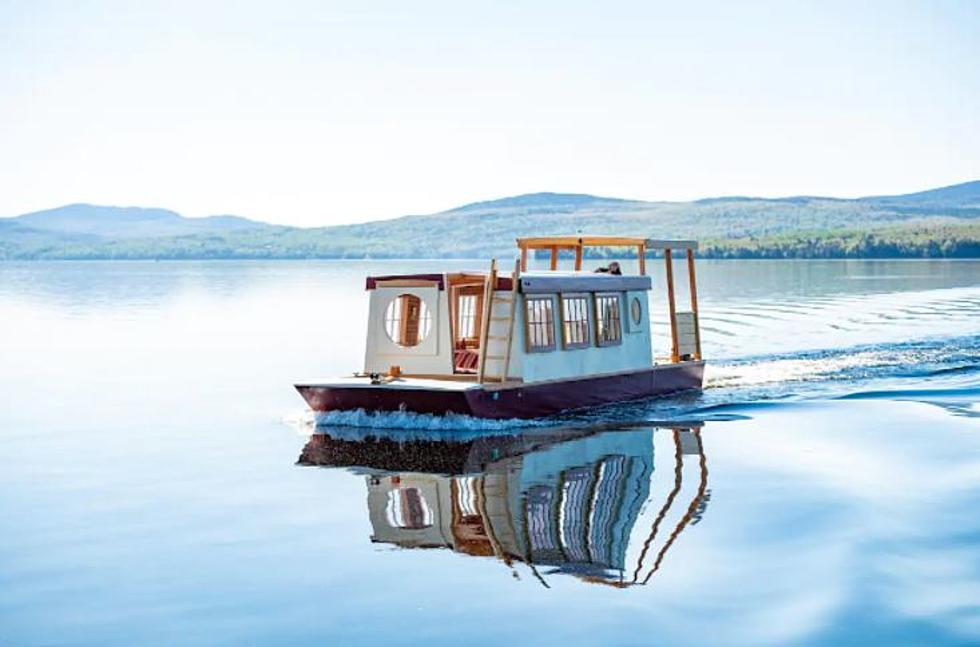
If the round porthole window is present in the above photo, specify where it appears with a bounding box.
[631,297,643,327]
[384,294,432,347]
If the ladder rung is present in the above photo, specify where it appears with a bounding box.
[493,297,513,303]
[484,354,506,360]
[487,335,509,341]
[489,316,510,322]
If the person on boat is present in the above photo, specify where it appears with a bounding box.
[594,261,622,275]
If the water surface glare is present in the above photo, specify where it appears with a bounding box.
[1,260,978,645]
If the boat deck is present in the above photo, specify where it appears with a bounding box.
[295,375,482,391]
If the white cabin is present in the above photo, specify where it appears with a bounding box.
[361,237,702,386]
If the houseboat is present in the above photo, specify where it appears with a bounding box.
[295,236,704,419]
[298,423,709,588]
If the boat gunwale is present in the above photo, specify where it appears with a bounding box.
[295,361,705,393]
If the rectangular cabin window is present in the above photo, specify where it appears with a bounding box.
[525,295,556,353]
[457,294,478,339]
[594,293,623,347]
[560,294,591,349]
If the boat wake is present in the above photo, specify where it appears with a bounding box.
[313,407,551,431]
[678,333,980,418]
[299,333,978,430]
[706,334,979,388]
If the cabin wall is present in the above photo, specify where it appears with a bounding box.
[518,290,652,383]
[363,286,454,375]
[367,475,453,548]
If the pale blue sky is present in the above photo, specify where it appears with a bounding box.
[1,0,977,226]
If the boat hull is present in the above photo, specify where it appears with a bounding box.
[296,362,704,420]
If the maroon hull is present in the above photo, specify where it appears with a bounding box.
[296,362,704,420]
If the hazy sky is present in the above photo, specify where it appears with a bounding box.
[1,1,978,226]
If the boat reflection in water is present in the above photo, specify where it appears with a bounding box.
[298,423,709,588]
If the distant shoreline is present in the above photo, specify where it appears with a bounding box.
[4,253,979,262]
[3,183,978,261]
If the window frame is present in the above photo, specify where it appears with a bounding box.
[593,292,623,347]
[524,294,557,353]
[559,293,591,350]
[627,295,644,334]
[456,292,480,340]
[384,293,432,348]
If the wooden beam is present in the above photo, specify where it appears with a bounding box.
[549,245,558,270]
[520,245,528,272]
[686,248,701,360]
[638,243,646,275]
[574,244,583,271]
[448,285,458,357]
[373,279,439,288]
[664,249,679,363]
[517,235,650,249]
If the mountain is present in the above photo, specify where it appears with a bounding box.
[9,204,273,239]
[861,180,980,209]
[445,192,639,213]
[1,181,978,259]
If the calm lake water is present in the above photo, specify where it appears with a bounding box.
[1,259,978,645]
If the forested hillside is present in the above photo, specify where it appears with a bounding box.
[3,182,978,259]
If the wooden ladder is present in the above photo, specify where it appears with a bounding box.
[477,259,520,383]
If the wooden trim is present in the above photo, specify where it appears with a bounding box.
[665,249,679,363]
[367,274,444,290]
[638,243,646,275]
[447,274,488,287]
[593,291,623,347]
[518,235,648,248]
[523,294,557,353]
[477,259,497,382]
[686,249,702,360]
[374,279,439,289]
[448,285,458,354]
[559,292,591,350]
[517,236,698,250]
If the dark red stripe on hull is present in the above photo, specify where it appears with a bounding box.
[296,362,704,420]
[296,384,473,416]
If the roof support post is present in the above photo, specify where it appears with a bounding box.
[574,244,583,271]
[686,249,701,360]
[638,243,646,275]
[664,249,679,363]
[520,245,528,272]
[549,245,558,270]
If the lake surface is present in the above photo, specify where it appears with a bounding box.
[1,259,978,645]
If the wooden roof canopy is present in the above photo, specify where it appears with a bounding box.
[516,236,698,274]
[515,235,703,363]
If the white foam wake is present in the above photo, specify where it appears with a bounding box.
[313,407,549,430]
